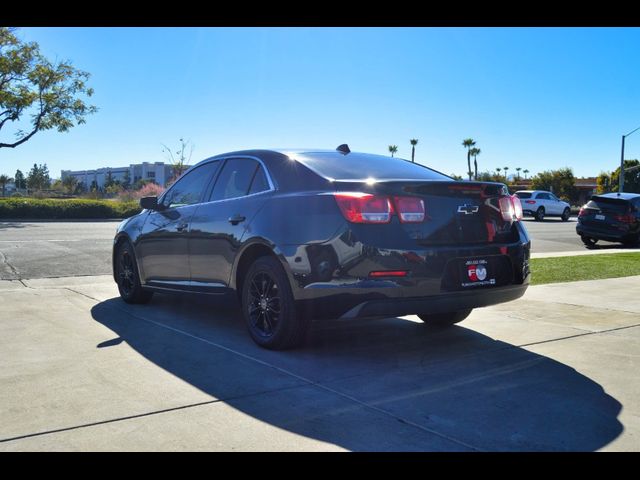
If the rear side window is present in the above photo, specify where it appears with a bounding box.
[210,158,259,201]
[248,166,270,195]
[536,193,550,200]
[295,152,450,181]
[515,192,532,199]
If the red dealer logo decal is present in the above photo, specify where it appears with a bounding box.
[468,264,487,282]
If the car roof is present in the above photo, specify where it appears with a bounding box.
[594,192,640,200]
[516,190,550,194]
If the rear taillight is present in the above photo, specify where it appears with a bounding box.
[511,195,523,221]
[498,196,522,222]
[333,193,392,223]
[525,200,536,204]
[393,196,425,223]
[614,213,635,224]
[578,207,588,217]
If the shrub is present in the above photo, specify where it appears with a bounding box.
[0,198,141,219]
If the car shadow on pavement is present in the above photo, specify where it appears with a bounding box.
[91,294,623,451]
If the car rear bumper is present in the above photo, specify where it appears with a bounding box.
[288,230,531,319]
[576,224,635,242]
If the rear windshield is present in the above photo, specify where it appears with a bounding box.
[295,152,451,181]
[515,192,532,199]
[586,197,630,213]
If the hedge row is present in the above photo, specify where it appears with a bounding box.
[0,198,142,219]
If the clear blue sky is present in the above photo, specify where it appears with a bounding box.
[2,27,640,180]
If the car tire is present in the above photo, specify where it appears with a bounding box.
[242,256,309,350]
[581,236,598,248]
[622,235,640,247]
[115,239,154,304]
[535,207,545,221]
[561,208,571,221]
[418,309,472,326]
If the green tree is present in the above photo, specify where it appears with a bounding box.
[388,145,398,157]
[162,138,193,177]
[409,138,418,163]
[26,163,51,191]
[515,167,522,181]
[470,147,481,180]
[0,27,97,149]
[598,159,640,194]
[14,169,26,189]
[503,166,509,182]
[62,175,78,195]
[0,174,13,197]
[449,173,463,180]
[523,169,529,180]
[496,167,502,179]
[122,170,131,190]
[462,138,476,180]
[531,167,578,203]
[596,171,613,194]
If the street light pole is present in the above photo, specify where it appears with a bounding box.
[619,125,640,193]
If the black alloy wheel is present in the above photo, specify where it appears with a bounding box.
[535,207,545,221]
[580,236,598,248]
[116,240,153,304]
[561,208,571,222]
[242,256,309,350]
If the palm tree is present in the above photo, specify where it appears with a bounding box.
[496,167,502,180]
[503,166,509,182]
[523,169,530,180]
[0,174,13,197]
[470,147,481,180]
[462,138,476,180]
[515,167,522,181]
[388,145,398,157]
[409,139,418,163]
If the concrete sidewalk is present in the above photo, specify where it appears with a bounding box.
[532,247,640,259]
[1,274,638,451]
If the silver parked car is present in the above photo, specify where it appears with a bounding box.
[514,190,571,221]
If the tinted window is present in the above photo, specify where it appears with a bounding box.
[162,162,219,208]
[536,193,550,200]
[549,194,560,202]
[295,152,450,181]
[248,166,270,195]
[515,192,532,199]
[210,158,259,201]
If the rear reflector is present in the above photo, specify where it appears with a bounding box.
[334,193,392,223]
[369,270,408,277]
[393,196,425,223]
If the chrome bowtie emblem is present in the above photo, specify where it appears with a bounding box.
[457,204,479,215]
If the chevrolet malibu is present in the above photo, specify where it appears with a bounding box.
[113,146,531,349]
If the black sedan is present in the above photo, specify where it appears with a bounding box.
[113,146,531,349]
[577,192,640,247]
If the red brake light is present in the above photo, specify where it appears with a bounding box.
[511,195,523,221]
[498,196,522,222]
[334,193,392,223]
[614,213,635,224]
[369,270,408,277]
[525,200,536,204]
[578,207,587,217]
[393,196,425,223]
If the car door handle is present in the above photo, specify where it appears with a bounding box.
[228,214,246,225]
[176,222,189,232]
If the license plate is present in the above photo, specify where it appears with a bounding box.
[460,259,496,288]
[595,214,605,220]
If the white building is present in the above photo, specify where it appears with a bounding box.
[61,162,175,189]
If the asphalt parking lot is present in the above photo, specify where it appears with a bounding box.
[0,218,629,281]
[1,220,639,451]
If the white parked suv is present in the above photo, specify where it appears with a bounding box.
[514,190,571,221]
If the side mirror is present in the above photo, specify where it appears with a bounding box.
[140,196,160,210]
